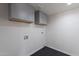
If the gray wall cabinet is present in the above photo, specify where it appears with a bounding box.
[35,11,48,25]
[9,3,34,23]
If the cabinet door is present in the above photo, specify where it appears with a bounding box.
[39,12,48,24]
[10,3,34,22]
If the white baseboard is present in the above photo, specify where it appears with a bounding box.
[26,46,45,56]
[46,45,71,56]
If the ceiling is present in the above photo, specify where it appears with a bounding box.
[30,3,79,16]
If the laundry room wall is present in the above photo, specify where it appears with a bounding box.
[0,3,46,56]
[47,7,79,56]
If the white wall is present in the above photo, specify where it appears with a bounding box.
[0,4,46,56]
[47,7,79,56]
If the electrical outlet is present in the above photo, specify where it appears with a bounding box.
[41,32,44,34]
[24,35,28,40]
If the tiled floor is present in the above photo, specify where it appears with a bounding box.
[31,46,70,56]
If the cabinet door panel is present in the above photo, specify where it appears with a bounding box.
[40,12,48,24]
[10,3,34,22]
